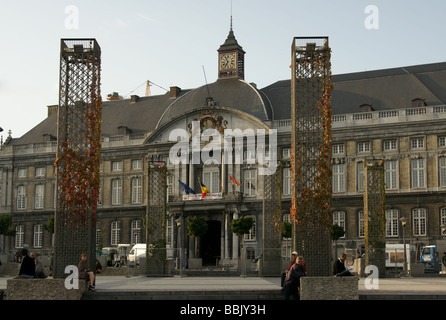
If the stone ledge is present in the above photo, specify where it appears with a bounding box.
[300,276,359,300]
[6,278,88,300]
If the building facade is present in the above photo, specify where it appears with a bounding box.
[1,29,446,268]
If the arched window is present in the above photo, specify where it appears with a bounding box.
[15,225,25,248]
[385,209,399,237]
[333,211,346,238]
[131,220,142,244]
[111,221,121,245]
[244,215,256,241]
[33,224,43,248]
[413,208,426,236]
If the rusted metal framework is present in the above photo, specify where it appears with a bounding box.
[145,160,167,275]
[290,37,333,276]
[54,39,102,278]
[363,160,386,277]
[261,164,282,276]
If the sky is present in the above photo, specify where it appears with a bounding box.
[1,0,446,138]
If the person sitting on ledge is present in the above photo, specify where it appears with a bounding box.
[14,248,35,279]
[333,253,353,277]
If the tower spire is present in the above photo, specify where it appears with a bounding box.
[230,0,233,31]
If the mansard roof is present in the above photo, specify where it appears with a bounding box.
[8,61,446,146]
[262,61,446,119]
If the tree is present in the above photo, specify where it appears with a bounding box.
[0,215,15,253]
[186,216,208,257]
[231,216,254,276]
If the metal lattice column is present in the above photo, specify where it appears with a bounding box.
[145,161,167,275]
[54,39,101,278]
[262,164,282,276]
[363,160,386,277]
[290,37,333,276]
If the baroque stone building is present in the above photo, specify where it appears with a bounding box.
[1,29,446,269]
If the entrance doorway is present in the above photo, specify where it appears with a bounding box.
[200,220,221,266]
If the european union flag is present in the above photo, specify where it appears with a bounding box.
[179,180,196,194]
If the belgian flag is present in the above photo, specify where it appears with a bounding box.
[200,182,210,199]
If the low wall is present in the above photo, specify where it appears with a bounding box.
[6,278,88,300]
[300,276,359,300]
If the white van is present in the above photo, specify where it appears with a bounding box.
[127,243,146,265]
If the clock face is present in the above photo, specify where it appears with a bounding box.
[220,53,236,70]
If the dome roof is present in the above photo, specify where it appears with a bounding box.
[156,78,272,129]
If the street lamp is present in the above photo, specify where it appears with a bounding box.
[399,216,409,276]
[175,218,184,277]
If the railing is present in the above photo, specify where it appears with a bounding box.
[273,105,446,129]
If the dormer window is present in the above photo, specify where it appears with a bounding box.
[118,126,132,135]
[411,98,426,108]
[359,104,374,112]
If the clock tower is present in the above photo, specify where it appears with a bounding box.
[218,26,245,80]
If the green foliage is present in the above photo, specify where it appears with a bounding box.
[231,216,254,236]
[281,220,292,239]
[331,223,345,241]
[0,215,14,236]
[186,216,208,237]
[43,216,55,234]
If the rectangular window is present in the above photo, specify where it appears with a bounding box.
[282,167,291,196]
[131,177,142,204]
[112,161,122,171]
[333,144,345,155]
[357,163,364,192]
[112,179,122,205]
[332,164,345,193]
[35,184,44,209]
[167,171,174,197]
[243,169,256,196]
[18,168,27,178]
[439,157,446,187]
[411,138,424,149]
[385,160,398,190]
[203,168,220,193]
[383,140,397,151]
[357,142,370,153]
[132,159,142,170]
[411,159,425,188]
[282,148,291,159]
[17,185,27,210]
[358,211,364,238]
[35,167,46,177]
[439,136,446,148]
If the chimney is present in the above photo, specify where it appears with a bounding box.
[130,95,139,103]
[169,86,181,99]
[47,105,58,117]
